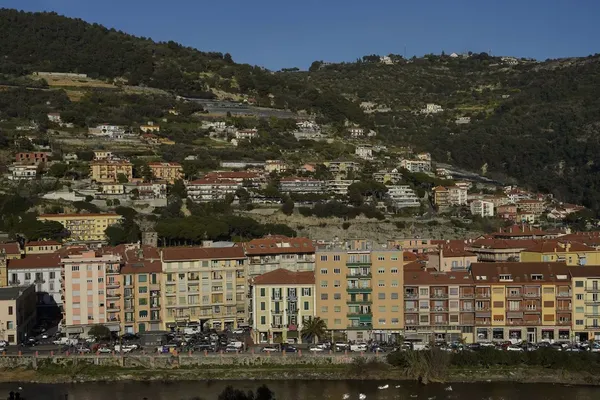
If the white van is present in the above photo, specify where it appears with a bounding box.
[183,326,201,335]
[350,343,368,352]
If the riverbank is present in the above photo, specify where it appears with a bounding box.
[1,363,599,386]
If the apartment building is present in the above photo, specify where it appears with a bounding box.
[251,269,315,344]
[386,186,420,209]
[186,178,242,202]
[373,170,403,185]
[279,177,324,194]
[428,248,477,271]
[148,162,183,184]
[323,161,360,177]
[265,160,288,174]
[10,164,37,181]
[161,246,248,331]
[61,250,122,336]
[245,236,315,276]
[7,253,62,319]
[90,160,133,183]
[465,239,539,262]
[326,180,358,196]
[315,243,404,342]
[571,267,600,341]
[15,152,49,165]
[433,185,468,207]
[516,200,546,216]
[470,262,572,343]
[101,183,125,195]
[0,286,36,344]
[38,213,123,242]
[93,151,113,160]
[400,159,432,173]
[521,241,600,266]
[388,239,438,254]
[102,245,162,334]
[404,270,476,343]
[491,225,548,240]
[24,240,62,255]
[470,200,495,217]
[0,243,22,260]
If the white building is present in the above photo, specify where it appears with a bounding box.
[47,113,62,123]
[387,185,420,208]
[400,159,432,173]
[380,56,393,65]
[348,127,365,137]
[470,200,495,217]
[355,146,374,160]
[326,180,358,196]
[186,179,242,202]
[202,121,227,131]
[455,117,471,124]
[235,129,258,140]
[421,103,444,114]
[7,253,63,310]
[10,164,37,180]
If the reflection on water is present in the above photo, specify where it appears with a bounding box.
[0,380,599,400]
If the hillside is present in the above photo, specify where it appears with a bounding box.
[2,9,600,212]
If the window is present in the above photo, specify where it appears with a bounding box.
[321,306,328,313]
[378,280,385,287]
[139,298,147,306]
[391,318,399,324]
[334,293,341,300]
[378,306,386,312]
[499,274,512,281]
[391,256,398,261]
[321,294,328,301]
[320,255,328,261]
[493,301,504,308]
[334,280,341,288]
[334,306,341,313]
[493,315,504,322]
[391,280,398,287]
[260,288,266,297]
[304,301,309,311]
[6,321,13,329]
[391,268,398,274]
[576,281,584,287]
[260,302,265,311]
[543,287,554,294]
[139,310,148,318]
[260,316,266,325]
[419,315,429,323]
[138,275,147,283]
[577,294,583,300]
[378,318,386,324]
[378,293,385,300]
[25,273,31,280]
[334,319,341,325]
[420,288,429,296]
[333,268,341,274]
[391,293,399,300]
[8,306,13,315]
[71,266,79,272]
[576,319,584,326]
[333,255,341,261]
[449,287,459,296]
[302,288,311,296]
[320,280,328,288]
[576,307,584,313]
[138,286,148,294]
[531,274,543,280]
[50,272,56,279]
[98,278,104,283]
[391,305,399,312]
[320,268,328,274]
[377,268,385,274]
[151,274,158,284]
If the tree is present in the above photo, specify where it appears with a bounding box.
[309,61,323,72]
[170,179,187,198]
[48,162,68,178]
[116,173,129,184]
[88,324,111,340]
[281,197,294,215]
[218,385,274,400]
[301,317,327,344]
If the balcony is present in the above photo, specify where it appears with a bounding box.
[586,287,600,293]
[106,282,120,288]
[557,320,571,326]
[475,292,491,298]
[475,320,491,326]
[523,308,541,313]
[346,261,371,266]
[405,320,417,325]
[585,311,600,317]
[556,292,572,298]
[432,321,449,326]
[347,324,373,330]
[507,292,523,298]
[556,306,572,312]
[405,307,418,312]
[346,273,372,279]
[106,306,120,312]
[286,309,298,315]
[586,325,600,330]
[585,300,600,305]
[460,292,475,298]
[404,293,418,299]
[271,310,283,315]
[460,308,475,312]
[431,307,449,312]
[347,287,372,293]
[150,303,160,309]
[524,292,541,298]
[346,299,372,305]
[431,293,448,299]
[347,312,372,317]
[106,293,121,299]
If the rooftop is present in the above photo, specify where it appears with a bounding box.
[252,268,315,285]
[244,236,315,255]
[0,242,21,255]
[26,240,61,247]
[7,253,60,270]
[162,245,245,261]
[470,262,571,283]
[523,241,596,253]
[0,286,33,301]
[404,270,473,285]
[38,213,121,218]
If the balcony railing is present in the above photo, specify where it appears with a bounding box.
[431,307,449,312]
[556,292,572,298]
[431,293,448,299]
[507,293,523,298]
[460,293,475,298]
[106,282,120,288]
[347,324,373,330]
[432,321,448,326]
[475,320,491,325]
[475,293,491,298]
[405,307,418,312]
[347,312,372,317]
[347,287,372,293]
[404,293,418,299]
[585,287,600,292]
[557,320,571,326]
[346,273,372,279]
[524,292,541,298]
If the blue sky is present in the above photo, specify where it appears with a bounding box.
[3,0,599,70]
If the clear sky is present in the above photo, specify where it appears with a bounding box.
[3,0,599,70]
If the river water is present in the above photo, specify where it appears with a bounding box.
[1,381,599,400]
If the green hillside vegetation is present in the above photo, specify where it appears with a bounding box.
[2,9,600,213]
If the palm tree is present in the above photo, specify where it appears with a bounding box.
[301,317,327,344]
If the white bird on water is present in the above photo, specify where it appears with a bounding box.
[378,384,389,390]
[342,394,350,400]
[18,387,22,391]
[395,385,401,388]
[359,394,367,400]
[445,386,453,391]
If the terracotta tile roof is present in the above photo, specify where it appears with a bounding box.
[0,242,21,256]
[25,240,61,247]
[492,225,546,237]
[244,236,314,255]
[162,245,245,261]
[8,253,60,270]
[440,247,477,257]
[403,252,418,262]
[468,238,541,250]
[204,171,260,180]
[279,177,320,182]
[403,261,434,271]
[148,162,182,167]
[404,270,473,285]
[470,262,571,283]
[523,241,596,253]
[252,269,314,285]
[100,245,162,273]
[187,178,239,185]
[569,265,600,278]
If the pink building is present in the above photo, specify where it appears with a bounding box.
[61,249,122,337]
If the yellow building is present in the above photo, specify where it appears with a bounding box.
[315,242,404,342]
[148,162,183,184]
[37,213,123,242]
[24,240,62,254]
[520,241,600,266]
[90,160,133,183]
[571,267,600,341]
[470,262,572,343]
[101,183,125,195]
[251,268,315,344]
[161,246,248,331]
[93,150,113,160]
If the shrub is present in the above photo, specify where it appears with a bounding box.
[342,222,351,230]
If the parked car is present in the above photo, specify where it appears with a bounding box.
[98,347,112,354]
[506,345,524,352]
[261,346,279,353]
[350,343,368,352]
[232,328,245,335]
[283,346,298,353]
[309,346,325,352]
[225,346,239,353]
[77,346,91,353]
